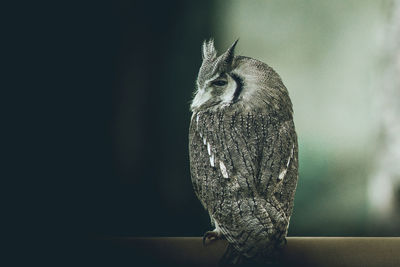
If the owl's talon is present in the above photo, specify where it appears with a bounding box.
[202,230,221,246]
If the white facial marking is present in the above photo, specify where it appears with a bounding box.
[219,161,229,178]
[207,142,211,155]
[196,114,199,129]
[210,154,215,167]
[203,137,207,145]
[231,64,261,104]
[191,74,219,110]
[220,74,237,104]
[191,89,212,110]
[204,74,220,86]
[199,132,203,138]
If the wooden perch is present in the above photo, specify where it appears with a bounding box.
[95,236,400,267]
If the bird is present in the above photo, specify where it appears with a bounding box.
[188,39,298,265]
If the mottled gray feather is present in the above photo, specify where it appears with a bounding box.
[189,39,298,264]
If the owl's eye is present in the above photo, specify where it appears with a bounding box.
[212,80,227,87]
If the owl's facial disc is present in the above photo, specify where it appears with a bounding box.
[191,72,240,111]
[191,39,241,112]
[216,73,239,104]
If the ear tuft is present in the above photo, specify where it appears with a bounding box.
[202,39,217,60]
[213,39,239,72]
[220,39,239,66]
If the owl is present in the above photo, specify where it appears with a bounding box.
[189,39,298,265]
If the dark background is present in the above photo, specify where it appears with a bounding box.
[56,1,218,238]
[86,1,217,237]
[5,0,215,237]
[7,1,220,263]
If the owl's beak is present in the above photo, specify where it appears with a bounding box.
[191,88,210,111]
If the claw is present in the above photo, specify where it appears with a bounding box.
[202,230,221,246]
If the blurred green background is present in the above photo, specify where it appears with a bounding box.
[212,0,384,236]
[81,0,399,238]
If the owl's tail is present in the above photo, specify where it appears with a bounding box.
[219,241,287,267]
[218,244,243,266]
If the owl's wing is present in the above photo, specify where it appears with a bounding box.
[217,112,298,224]
[189,111,297,230]
[256,118,298,217]
[190,111,298,259]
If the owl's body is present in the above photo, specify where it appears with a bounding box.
[189,40,298,264]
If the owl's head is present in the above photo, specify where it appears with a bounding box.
[191,39,293,118]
